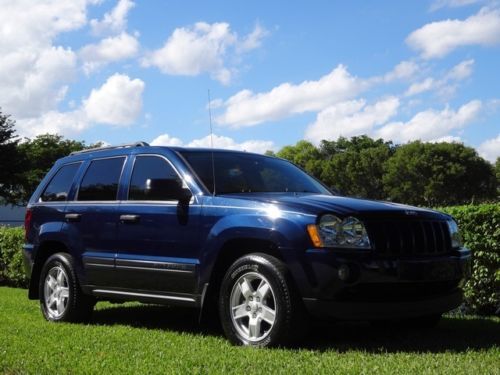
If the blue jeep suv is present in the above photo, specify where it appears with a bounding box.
[23,142,471,347]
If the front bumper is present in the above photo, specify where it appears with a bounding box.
[304,289,463,320]
[298,248,471,320]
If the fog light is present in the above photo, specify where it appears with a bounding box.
[338,265,350,281]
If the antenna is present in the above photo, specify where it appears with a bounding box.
[207,89,216,196]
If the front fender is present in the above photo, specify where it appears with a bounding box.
[199,211,313,286]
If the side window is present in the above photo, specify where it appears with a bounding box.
[128,155,183,201]
[40,163,81,202]
[77,157,125,201]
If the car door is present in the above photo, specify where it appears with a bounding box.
[114,154,201,295]
[63,156,126,287]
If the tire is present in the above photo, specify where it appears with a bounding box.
[39,252,94,323]
[218,253,305,347]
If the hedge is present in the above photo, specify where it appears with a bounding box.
[440,203,499,315]
[0,227,28,288]
[0,203,498,314]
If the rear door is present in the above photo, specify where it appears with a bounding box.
[114,154,201,295]
[63,156,126,287]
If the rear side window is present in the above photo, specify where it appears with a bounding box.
[77,157,125,201]
[40,163,81,202]
[128,155,182,201]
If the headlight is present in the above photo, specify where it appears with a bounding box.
[308,214,371,249]
[447,219,463,248]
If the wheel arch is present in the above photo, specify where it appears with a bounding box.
[200,237,293,322]
[28,240,70,299]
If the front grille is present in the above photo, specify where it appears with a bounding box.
[365,219,452,257]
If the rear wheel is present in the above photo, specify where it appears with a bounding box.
[219,253,305,347]
[39,253,94,322]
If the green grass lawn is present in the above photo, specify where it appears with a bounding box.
[0,287,498,374]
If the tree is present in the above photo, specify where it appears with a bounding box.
[318,136,395,199]
[383,141,496,206]
[276,140,323,177]
[495,157,500,196]
[13,134,88,205]
[0,109,22,203]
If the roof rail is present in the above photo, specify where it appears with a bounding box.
[70,141,150,156]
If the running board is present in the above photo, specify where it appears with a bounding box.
[92,288,199,307]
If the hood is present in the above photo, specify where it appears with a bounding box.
[218,193,448,220]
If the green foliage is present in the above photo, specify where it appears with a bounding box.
[319,136,395,199]
[0,227,27,288]
[12,134,88,205]
[275,136,496,205]
[1,287,499,374]
[383,141,496,206]
[439,204,500,315]
[495,157,500,194]
[276,140,323,177]
[0,108,22,202]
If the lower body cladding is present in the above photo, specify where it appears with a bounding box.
[81,253,203,307]
[299,248,472,320]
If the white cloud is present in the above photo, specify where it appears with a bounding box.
[237,23,269,53]
[215,65,364,127]
[405,59,474,97]
[17,73,145,138]
[446,59,474,80]
[430,0,483,11]
[150,134,184,147]
[406,7,500,59]
[84,73,145,126]
[304,97,400,143]
[80,32,139,74]
[16,110,88,138]
[90,0,135,35]
[0,0,92,119]
[376,100,482,143]
[429,135,463,143]
[150,133,274,154]
[478,134,500,161]
[142,22,268,84]
[381,60,419,82]
[406,78,436,96]
[0,46,77,118]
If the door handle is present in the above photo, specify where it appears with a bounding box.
[120,214,140,224]
[65,213,82,222]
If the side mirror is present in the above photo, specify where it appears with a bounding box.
[145,178,192,203]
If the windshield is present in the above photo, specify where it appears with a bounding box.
[179,151,331,195]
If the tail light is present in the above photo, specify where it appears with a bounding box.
[24,208,32,241]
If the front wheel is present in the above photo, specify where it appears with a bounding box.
[39,252,94,322]
[218,253,305,347]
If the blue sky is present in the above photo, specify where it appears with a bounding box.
[1,0,499,161]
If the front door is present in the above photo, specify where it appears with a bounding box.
[114,154,201,295]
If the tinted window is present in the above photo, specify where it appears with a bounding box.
[78,157,125,201]
[40,163,81,202]
[129,155,182,201]
[180,151,330,195]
